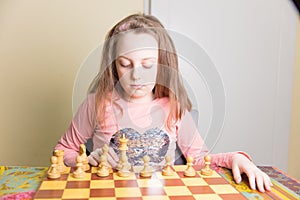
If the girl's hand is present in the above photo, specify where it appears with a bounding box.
[88,147,119,168]
[232,153,273,192]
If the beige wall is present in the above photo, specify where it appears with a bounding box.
[0,0,143,166]
[288,16,300,180]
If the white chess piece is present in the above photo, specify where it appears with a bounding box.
[184,156,196,177]
[140,155,153,177]
[162,155,174,176]
[73,155,86,178]
[47,156,61,179]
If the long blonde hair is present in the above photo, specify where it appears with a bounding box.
[89,14,191,129]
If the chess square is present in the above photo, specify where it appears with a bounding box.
[164,186,192,196]
[168,195,196,200]
[155,171,180,179]
[34,199,63,200]
[137,171,158,179]
[142,196,169,200]
[38,180,66,190]
[160,178,185,186]
[34,189,64,198]
[67,172,91,181]
[115,187,142,197]
[210,184,239,194]
[91,172,114,180]
[66,180,90,188]
[90,180,115,188]
[219,193,248,200]
[91,167,98,173]
[90,188,115,197]
[140,187,166,196]
[137,178,163,187]
[181,178,207,186]
[177,171,201,178]
[203,177,229,185]
[59,174,69,180]
[173,165,188,171]
[62,188,90,198]
[198,170,221,178]
[188,186,214,194]
[113,172,137,180]
[193,194,223,200]
[114,180,138,187]
[69,166,91,173]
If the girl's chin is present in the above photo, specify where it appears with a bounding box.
[123,92,153,102]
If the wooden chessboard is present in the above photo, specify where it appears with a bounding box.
[34,165,247,200]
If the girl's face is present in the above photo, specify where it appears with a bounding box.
[115,32,159,103]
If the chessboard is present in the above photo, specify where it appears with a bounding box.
[34,165,247,200]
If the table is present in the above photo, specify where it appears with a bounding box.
[0,165,299,199]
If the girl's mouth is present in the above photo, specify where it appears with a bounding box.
[130,84,145,89]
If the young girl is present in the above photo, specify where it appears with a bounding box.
[54,14,272,192]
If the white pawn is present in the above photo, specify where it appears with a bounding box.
[140,155,153,178]
[162,155,174,176]
[47,156,61,179]
[184,156,196,177]
[200,155,213,176]
[73,155,85,178]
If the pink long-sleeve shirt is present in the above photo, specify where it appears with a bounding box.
[55,93,250,168]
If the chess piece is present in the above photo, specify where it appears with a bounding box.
[97,155,110,177]
[140,155,153,178]
[119,134,128,150]
[47,156,61,179]
[53,149,67,173]
[117,153,131,177]
[79,144,90,171]
[73,155,85,178]
[184,155,196,177]
[200,155,213,176]
[162,155,174,176]
[102,144,113,173]
[116,134,131,173]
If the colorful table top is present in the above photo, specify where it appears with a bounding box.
[0,165,299,199]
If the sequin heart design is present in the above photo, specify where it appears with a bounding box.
[110,127,170,166]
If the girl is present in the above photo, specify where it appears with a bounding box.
[54,14,272,192]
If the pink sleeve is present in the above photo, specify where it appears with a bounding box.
[54,94,96,166]
[205,151,252,169]
[177,111,252,169]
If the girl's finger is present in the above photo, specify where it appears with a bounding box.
[232,164,242,184]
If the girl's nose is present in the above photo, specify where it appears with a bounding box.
[131,66,142,80]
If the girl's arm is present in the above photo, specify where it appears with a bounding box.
[54,94,96,166]
[177,111,272,192]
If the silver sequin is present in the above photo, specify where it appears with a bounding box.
[110,127,170,166]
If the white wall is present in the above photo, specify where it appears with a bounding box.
[151,0,298,171]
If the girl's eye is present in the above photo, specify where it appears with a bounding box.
[119,62,131,68]
[143,63,155,69]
